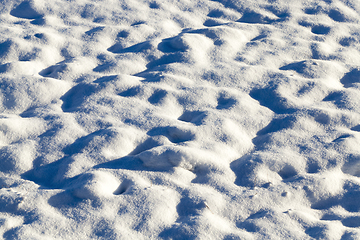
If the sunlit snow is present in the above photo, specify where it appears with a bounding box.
[1,0,360,239]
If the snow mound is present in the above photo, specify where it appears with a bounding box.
[70,171,120,200]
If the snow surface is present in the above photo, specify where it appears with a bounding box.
[1,0,360,239]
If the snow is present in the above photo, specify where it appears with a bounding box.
[1,0,360,238]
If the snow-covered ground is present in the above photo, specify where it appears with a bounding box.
[1,0,360,239]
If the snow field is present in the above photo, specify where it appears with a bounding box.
[0,0,360,239]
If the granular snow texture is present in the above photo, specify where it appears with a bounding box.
[1,0,360,239]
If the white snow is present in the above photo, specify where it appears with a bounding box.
[1,0,360,239]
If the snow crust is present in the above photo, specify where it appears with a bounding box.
[1,0,360,238]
